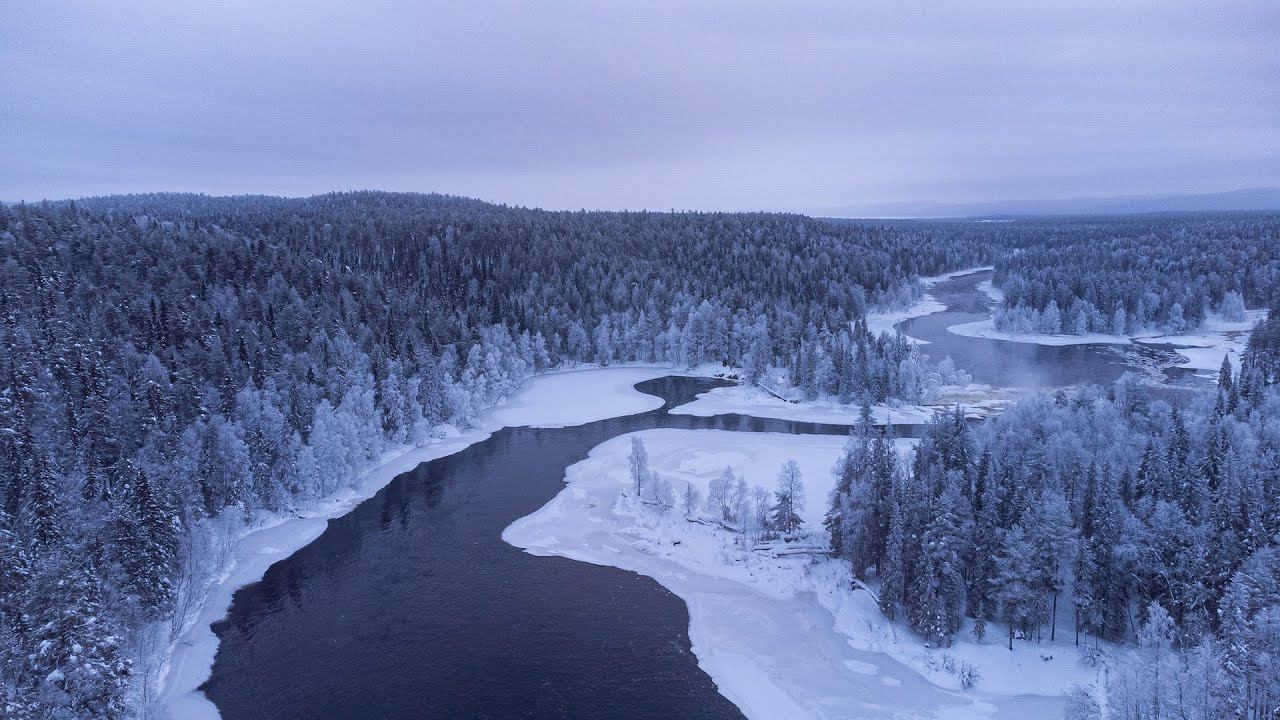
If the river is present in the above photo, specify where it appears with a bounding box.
[902,269,1195,389]
[202,272,1177,719]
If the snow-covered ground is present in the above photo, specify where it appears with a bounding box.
[866,296,948,340]
[505,429,1100,720]
[949,309,1266,375]
[1130,310,1266,376]
[485,365,674,427]
[947,319,1132,347]
[158,365,699,720]
[669,382,1014,425]
[922,266,995,287]
[976,279,1004,304]
[865,266,992,341]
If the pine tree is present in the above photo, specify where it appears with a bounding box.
[0,510,30,639]
[1023,490,1076,641]
[1213,354,1242,419]
[825,414,873,559]
[24,559,132,719]
[771,460,805,535]
[912,473,971,646]
[113,467,180,614]
[880,465,924,621]
[23,453,59,550]
[994,522,1040,650]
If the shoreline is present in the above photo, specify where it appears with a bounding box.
[156,364,700,719]
[947,309,1265,374]
[503,428,1093,719]
[864,265,993,342]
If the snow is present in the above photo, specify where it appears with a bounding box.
[505,428,1099,720]
[669,382,1012,425]
[947,319,1131,346]
[866,296,948,340]
[159,365,702,720]
[864,266,992,341]
[921,266,995,288]
[1129,309,1267,375]
[948,310,1267,375]
[976,279,1004,303]
[484,365,680,428]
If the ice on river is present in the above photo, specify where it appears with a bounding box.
[505,428,1098,719]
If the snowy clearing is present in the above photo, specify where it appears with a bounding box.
[866,296,948,340]
[668,382,1013,425]
[921,266,994,287]
[505,429,1100,720]
[159,365,702,719]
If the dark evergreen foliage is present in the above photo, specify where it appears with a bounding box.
[0,192,995,714]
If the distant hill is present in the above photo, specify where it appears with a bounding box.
[819,187,1280,219]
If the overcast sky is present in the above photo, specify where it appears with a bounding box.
[3,1,1278,214]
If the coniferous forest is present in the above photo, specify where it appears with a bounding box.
[987,214,1280,335]
[6,2,1276,718]
[1,192,987,717]
[2,194,1280,719]
[826,342,1280,717]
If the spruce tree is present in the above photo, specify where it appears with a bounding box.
[771,460,805,535]
[113,467,179,614]
[24,453,59,551]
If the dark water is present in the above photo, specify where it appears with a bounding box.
[205,377,899,720]
[205,275,1183,719]
[900,270,1193,389]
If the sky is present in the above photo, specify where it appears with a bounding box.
[3,0,1278,215]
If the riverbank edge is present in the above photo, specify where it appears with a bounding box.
[155,266,990,719]
[155,364,705,720]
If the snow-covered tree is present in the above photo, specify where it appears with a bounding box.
[771,460,805,535]
[628,437,649,499]
[707,466,737,522]
[682,483,700,517]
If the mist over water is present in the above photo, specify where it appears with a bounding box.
[901,270,1194,392]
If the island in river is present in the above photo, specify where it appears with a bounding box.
[167,268,1231,720]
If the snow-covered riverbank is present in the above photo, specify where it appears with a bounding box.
[1129,310,1267,375]
[505,428,1100,720]
[865,266,993,341]
[669,382,1015,425]
[947,320,1132,347]
[158,365,700,719]
[948,309,1265,375]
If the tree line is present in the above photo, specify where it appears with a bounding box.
[827,337,1280,718]
[988,214,1280,335]
[0,192,992,717]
